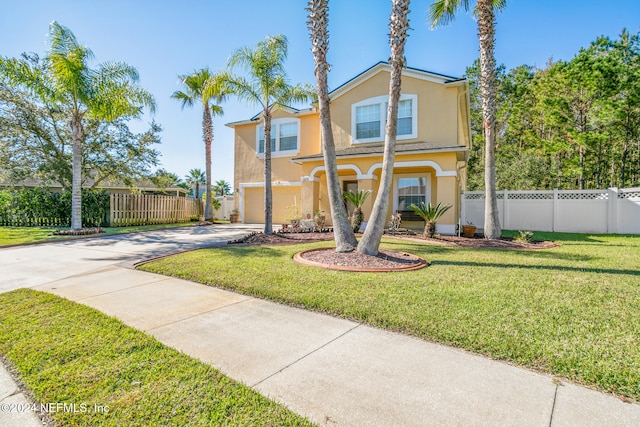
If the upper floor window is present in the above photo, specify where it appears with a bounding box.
[351,94,417,144]
[256,118,300,157]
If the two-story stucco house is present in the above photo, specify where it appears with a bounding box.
[227,62,471,234]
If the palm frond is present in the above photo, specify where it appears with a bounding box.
[409,201,452,222]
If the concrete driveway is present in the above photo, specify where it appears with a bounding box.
[0,223,261,292]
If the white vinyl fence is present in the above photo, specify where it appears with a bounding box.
[461,187,640,234]
[213,195,235,220]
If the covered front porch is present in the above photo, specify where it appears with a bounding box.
[294,148,466,235]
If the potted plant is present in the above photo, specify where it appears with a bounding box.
[409,201,452,238]
[229,209,239,223]
[462,221,477,238]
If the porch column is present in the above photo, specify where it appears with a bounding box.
[435,175,457,235]
[301,178,319,219]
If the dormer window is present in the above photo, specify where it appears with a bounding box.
[256,118,300,157]
[352,94,417,144]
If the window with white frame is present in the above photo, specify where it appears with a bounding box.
[352,94,417,144]
[397,177,428,211]
[256,118,300,156]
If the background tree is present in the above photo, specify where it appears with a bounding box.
[0,66,161,191]
[224,34,314,234]
[430,0,507,239]
[184,168,206,198]
[213,179,231,196]
[149,169,182,193]
[171,69,227,221]
[357,0,411,255]
[307,0,358,252]
[0,22,156,230]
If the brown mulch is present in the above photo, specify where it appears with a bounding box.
[237,231,556,270]
[299,247,426,270]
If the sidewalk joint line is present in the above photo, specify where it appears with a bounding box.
[548,383,559,427]
[251,323,362,388]
[73,277,173,302]
[144,297,253,332]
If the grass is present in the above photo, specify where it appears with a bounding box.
[0,289,315,427]
[0,222,197,246]
[139,232,640,402]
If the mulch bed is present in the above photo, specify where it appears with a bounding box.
[232,231,556,271]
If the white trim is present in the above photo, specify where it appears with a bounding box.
[330,63,458,102]
[256,118,300,157]
[436,224,456,235]
[309,164,365,180]
[364,160,456,179]
[392,173,432,213]
[238,181,302,222]
[351,94,418,144]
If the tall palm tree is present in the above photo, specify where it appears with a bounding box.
[307,0,358,252]
[430,0,506,239]
[357,0,411,255]
[185,168,206,198]
[225,35,314,234]
[0,22,155,230]
[213,179,231,196]
[172,69,227,221]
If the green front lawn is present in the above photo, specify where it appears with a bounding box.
[0,223,197,246]
[140,232,640,402]
[0,289,314,427]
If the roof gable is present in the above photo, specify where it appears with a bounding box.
[329,61,465,102]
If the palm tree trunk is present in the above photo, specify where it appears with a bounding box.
[478,0,501,239]
[263,109,273,234]
[203,106,214,221]
[70,117,83,230]
[307,0,357,252]
[358,0,410,255]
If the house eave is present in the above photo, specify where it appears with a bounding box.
[291,145,468,164]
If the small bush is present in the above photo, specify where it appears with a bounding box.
[514,230,534,243]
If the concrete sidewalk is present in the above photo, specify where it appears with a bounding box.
[31,266,640,426]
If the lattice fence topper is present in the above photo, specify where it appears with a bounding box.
[464,193,485,200]
[558,192,608,200]
[508,192,554,200]
[619,189,640,199]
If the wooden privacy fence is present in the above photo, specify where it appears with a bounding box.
[110,194,203,227]
[462,187,640,234]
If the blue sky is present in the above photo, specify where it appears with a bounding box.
[2,0,639,188]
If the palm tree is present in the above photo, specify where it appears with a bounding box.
[171,69,227,221]
[430,0,506,239]
[409,201,452,238]
[307,0,358,252]
[357,0,411,255]
[343,190,372,233]
[185,168,206,198]
[213,179,231,196]
[0,22,155,230]
[224,35,314,234]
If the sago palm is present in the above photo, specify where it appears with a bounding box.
[0,22,155,230]
[224,35,314,234]
[172,69,227,221]
[409,201,452,238]
[430,0,506,239]
[343,190,372,233]
[307,0,358,251]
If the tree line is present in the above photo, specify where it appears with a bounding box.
[465,29,640,191]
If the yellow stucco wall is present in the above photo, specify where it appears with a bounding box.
[230,65,470,232]
[329,70,460,149]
